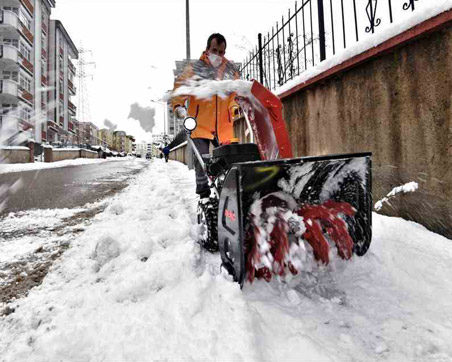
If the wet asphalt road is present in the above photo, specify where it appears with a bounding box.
[0,159,149,215]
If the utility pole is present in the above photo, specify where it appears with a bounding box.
[186,0,190,60]
[77,45,95,124]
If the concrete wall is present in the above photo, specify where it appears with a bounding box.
[80,149,98,159]
[282,23,452,239]
[52,149,80,162]
[0,148,31,164]
[44,148,99,162]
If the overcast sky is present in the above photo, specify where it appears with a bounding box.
[52,0,296,142]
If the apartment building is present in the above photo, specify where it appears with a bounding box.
[47,19,77,144]
[112,130,125,152]
[98,128,112,149]
[124,134,134,154]
[79,121,99,146]
[0,0,79,146]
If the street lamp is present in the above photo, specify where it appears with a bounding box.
[150,100,167,136]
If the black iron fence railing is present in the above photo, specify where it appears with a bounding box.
[240,0,422,90]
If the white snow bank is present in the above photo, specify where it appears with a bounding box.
[0,207,86,264]
[0,146,29,151]
[0,159,451,361]
[0,157,135,175]
[276,1,452,96]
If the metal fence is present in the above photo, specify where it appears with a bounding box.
[240,0,422,90]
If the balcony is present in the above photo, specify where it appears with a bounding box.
[41,48,47,58]
[69,121,76,134]
[59,116,64,126]
[20,90,33,105]
[42,130,47,140]
[19,0,34,15]
[42,21,48,34]
[68,100,76,114]
[68,79,76,94]
[0,11,19,31]
[59,47,64,56]
[21,57,33,73]
[0,45,19,65]
[41,75,47,85]
[59,92,64,101]
[68,60,76,74]
[20,23,33,44]
[47,120,59,133]
[0,80,19,103]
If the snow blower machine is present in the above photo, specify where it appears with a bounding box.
[184,80,372,287]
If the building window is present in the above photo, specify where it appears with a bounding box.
[59,57,63,72]
[41,60,47,76]
[42,10,48,25]
[59,101,64,115]
[41,33,47,52]
[4,39,19,49]
[2,104,18,115]
[19,9,31,30]
[19,73,32,92]
[20,41,31,61]
[19,106,31,122]
[3,6,19,14]
[59,78,63,93]
[2,71,19,82]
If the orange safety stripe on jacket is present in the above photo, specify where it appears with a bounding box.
[171,51,239,144]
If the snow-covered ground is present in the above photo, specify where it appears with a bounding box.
[0,157,136,175]
[0,159,451,361]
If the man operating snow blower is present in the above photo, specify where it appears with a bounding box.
[171,33,240,201]
[171,36,373,286]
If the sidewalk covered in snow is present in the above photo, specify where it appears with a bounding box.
[1,159,451,361]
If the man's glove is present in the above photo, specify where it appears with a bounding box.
[175,106,187,119]
[231,105,241,121]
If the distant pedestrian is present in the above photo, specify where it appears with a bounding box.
[162,146,170,163]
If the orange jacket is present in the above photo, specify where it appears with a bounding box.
[171,52,239,143]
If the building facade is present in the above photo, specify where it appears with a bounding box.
[0,0,79,146]
[112,130,125,152]
[47,19,77,144]
[98,128,112,149]
[79,121,99,146]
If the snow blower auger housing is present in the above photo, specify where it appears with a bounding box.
[185,80,372,287]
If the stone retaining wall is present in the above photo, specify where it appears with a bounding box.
[281,15,452,239]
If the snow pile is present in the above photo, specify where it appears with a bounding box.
[0,160,451,361]
[0,157,135,175]
[0,207,87,264]
[169,78,253,100]
[0,146,29,151]
[375,181,419,211]
[276,1,452,96]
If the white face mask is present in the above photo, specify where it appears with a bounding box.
[208,52,223,68]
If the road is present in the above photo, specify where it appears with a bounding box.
[0,158,150,307]
[0,159,148,215]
